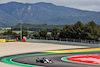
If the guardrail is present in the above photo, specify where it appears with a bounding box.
[26,39,100,47]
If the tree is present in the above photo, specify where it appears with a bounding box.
[12,32,18,35]
[3,31,7,35]
[84,21,100,40]
[3,30,12,35]
[0,33,1,36]
[51,27,58,39]
[22,30,28,37]
[11,32,18,39]
[38,29,47,37]
[59,25,75,38]
[33,33,40,39]
[3,30,19,39]
[74,21,84,29]
[59,20,100,41]
[73,21,84,39]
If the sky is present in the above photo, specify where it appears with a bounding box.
[0,0,100,12]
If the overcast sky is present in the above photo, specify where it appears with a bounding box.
[0,0,100,12]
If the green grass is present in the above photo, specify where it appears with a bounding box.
[0,30,6,33]
[47,32,51,34]
[0,30,33,34]
[12,31,21,34]
[0,30,22,34]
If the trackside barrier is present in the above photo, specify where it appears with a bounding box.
[26,39,100,47]
[6,39,15,42]
[0,39,6,42]
[22,39,26,42]
[0,39,15,42]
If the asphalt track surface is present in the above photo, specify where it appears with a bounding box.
[11,52,100,67]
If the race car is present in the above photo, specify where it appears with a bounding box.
[36,57,53,64]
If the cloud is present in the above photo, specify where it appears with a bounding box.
[0,0,100,11]
[77,5,100,11]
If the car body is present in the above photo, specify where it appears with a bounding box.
[36,57,53,63]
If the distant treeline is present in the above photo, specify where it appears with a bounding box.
[11,23,64,32]
[11,21,100,41]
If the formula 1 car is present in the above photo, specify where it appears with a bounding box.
[36,57,53,64]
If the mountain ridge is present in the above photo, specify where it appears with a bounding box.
[0,2,100,27]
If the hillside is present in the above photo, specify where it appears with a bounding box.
[0,2,100,27]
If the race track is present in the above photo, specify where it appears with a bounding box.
[1,48,100,67]
[12,52,100,67]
